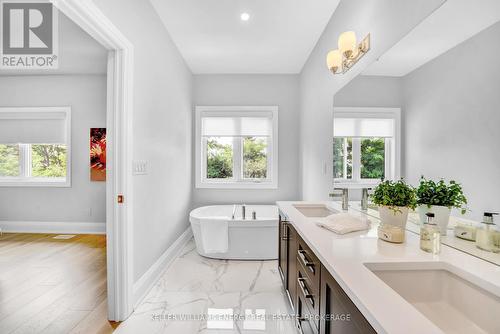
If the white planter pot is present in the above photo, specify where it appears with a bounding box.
[378,206,409,229]
[418,205,451,236]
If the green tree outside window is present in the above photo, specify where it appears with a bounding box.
[243,137,267,179]
[207,138,233,179]
[360,138,385,179]
[31,144,67,177]
[0,144,20,176]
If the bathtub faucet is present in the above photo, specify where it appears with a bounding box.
[231,204,247,220]
[232,205,237,220]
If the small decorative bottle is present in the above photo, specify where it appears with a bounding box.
[420,213,441,254]
[476,212,499,253]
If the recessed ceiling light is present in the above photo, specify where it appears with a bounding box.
[240,12,250,21]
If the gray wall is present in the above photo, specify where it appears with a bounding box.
[95,0,193,282]
[299,0,444,200]
[334,75,402,108]
[0,75,107,223]
[193,74,301,207]
[403,22,500,220]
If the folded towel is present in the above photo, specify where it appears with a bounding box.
[315,213,370,235]
[200,219,229,253]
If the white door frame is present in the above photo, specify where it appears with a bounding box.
[51,0,134,321]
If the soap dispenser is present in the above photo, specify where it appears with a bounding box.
[420,213,441,254]
[475,212,499,253]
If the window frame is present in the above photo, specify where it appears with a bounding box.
[333,107,400,187]
[195,106,278,189]
[0,107,71,187]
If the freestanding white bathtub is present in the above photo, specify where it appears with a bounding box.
[189,205,278,260]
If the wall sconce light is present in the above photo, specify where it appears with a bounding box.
[326,31,370,75]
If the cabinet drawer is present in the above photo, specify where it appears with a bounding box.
[297,237,320,291]
[297,287,319,334]
[297,258,319,328]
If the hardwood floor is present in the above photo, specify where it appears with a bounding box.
[0,233,117,334]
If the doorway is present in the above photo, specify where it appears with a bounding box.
[0,0,134,326]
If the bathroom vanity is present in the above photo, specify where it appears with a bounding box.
[279,205,375,334]
[277,201,500,334]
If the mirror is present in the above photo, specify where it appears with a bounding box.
[332,12,500,265]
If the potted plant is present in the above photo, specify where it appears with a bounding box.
[416,177,467,236]
[372,179,416,229]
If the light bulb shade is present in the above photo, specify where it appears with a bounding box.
[338,31,357,58]
[326,49,342,73]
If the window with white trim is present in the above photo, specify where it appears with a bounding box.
[195,106,278,189]
[0,107,71,187]
[333,107,400,185]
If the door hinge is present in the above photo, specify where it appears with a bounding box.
[117,195,124,204]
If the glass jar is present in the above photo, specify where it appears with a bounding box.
[420,213,441,254]
[476,212,499,253]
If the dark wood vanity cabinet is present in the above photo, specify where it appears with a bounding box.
[279,211,376,334]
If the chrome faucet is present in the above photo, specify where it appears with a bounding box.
[361,188,372,211]
[232,205,237,220]
[329,188,349,211]
[232,204,247,220]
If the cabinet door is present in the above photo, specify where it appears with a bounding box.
[278,217,288,288]
[287,224,298,310]
[319,265,376,334]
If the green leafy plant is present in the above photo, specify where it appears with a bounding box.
[416,177,467,214]
[371,179,416,210]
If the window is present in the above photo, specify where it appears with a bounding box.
[360,138,385,179]
[333,137,352,179]
[333,107,400,185]
[206,137,234,179]
[196,106,278,189]
[0,107,71,187]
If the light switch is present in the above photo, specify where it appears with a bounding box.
[133,160,148,175]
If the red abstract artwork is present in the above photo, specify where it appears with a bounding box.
[90,128,106,181]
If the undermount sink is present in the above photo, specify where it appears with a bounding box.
[293,204,338,217]
[365,262,500,334]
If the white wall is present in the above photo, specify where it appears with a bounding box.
[192,74,301,207]
[94,0,193,282]
[299,0,444,200]
[0,75,107,224]
[403,22,500,220]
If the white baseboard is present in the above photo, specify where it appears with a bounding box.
[133,227,193,308]
[0,221,106,234]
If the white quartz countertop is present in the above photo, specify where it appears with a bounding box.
[276,201,500,334]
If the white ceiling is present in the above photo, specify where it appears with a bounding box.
[0,13,107,76]
[149,0,340,74]
[363,0,500,77]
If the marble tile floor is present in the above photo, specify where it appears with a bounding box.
[116,239,296,334]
